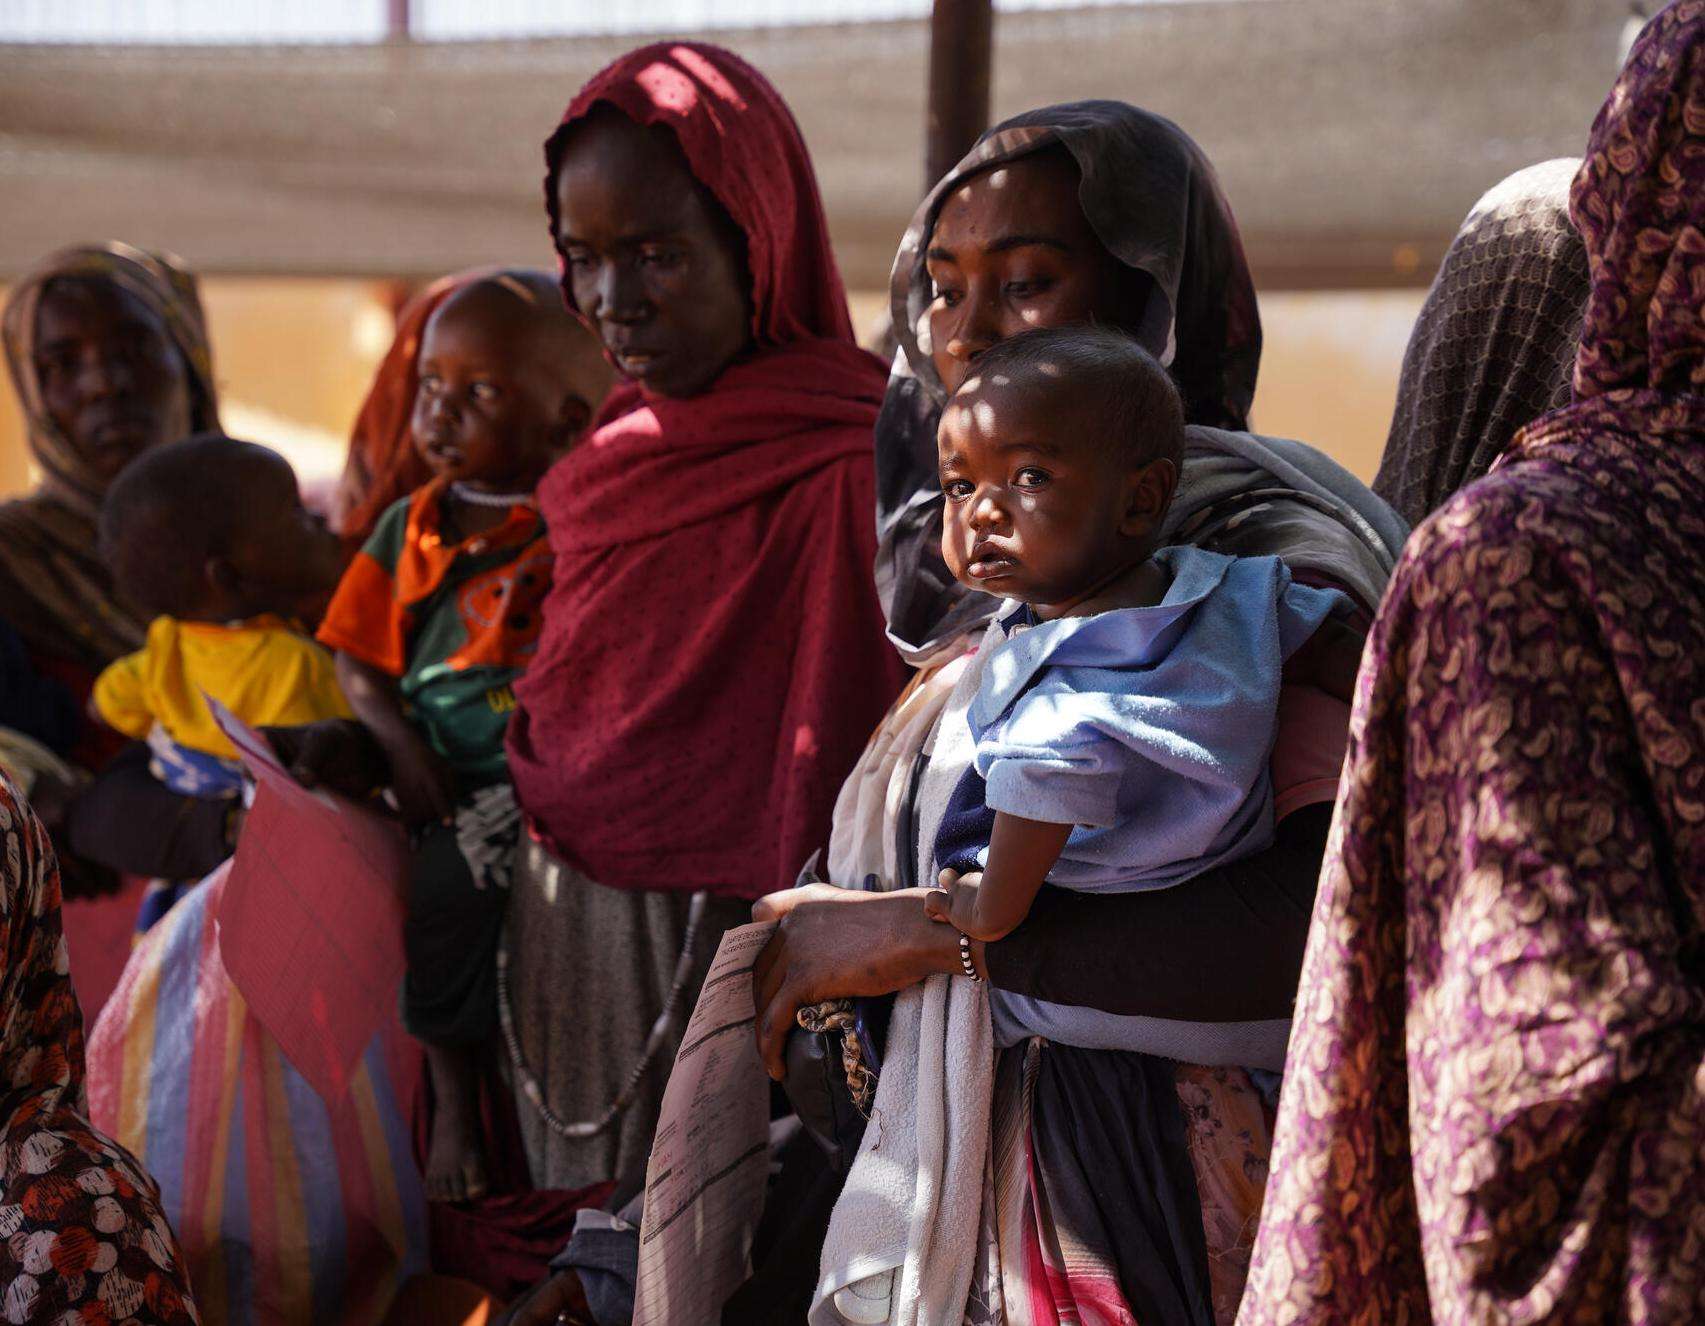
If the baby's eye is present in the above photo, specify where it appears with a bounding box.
[562,248,595,269]
[470,381,501,403]
[418,373,443,394]
[942,478,974,500]
[1014,467,1051,488]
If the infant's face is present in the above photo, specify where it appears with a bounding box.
[937,374,1133,611]
[411,290,567,491]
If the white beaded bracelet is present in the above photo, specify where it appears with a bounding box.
[958,931,982,981]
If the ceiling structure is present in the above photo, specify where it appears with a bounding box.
[0,0,1635,289]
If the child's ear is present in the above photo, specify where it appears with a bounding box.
[1118,457,1178,537]
[205,554,243,599]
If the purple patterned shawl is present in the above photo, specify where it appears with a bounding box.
[1238,4,1705,1323]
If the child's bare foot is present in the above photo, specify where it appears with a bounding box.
[424,1045,489,1203]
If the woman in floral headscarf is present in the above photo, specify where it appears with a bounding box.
[1238,5,1705,1321]
[0,243,220,674]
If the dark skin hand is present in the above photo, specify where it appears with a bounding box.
[554,103,754,399]
[504,1268,595,1326]
[751,884,979,1080]
[260,718,390,801]
[923,816,1073,942]
[335,653,457,829]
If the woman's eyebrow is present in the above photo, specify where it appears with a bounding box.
[928,233,1071,264]
[986,233,1072,256]
[559,226,683,247]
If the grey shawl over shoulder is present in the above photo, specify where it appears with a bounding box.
[1373,159,1590,527]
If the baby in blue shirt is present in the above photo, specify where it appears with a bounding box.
[926,325,1350,941]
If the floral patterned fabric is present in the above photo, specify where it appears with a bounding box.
[0,774,199,1324]
[1239,5,1705,1322]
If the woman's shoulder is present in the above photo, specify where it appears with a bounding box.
[1378,455,1630,665]
[1398,455,1609,588]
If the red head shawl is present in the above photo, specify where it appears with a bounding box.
[544,41,855,347]
[511,43,907,899]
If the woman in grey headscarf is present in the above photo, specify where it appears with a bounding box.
[1372,158,1591,526]
[874,100,1406,666]
[745,102,1408,1326]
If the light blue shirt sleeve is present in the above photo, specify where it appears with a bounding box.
[977,690,1128,827]
[966,549,1349,891]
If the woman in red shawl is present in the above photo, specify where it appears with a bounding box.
[497,43,908,1193]
[1238,5,1705,1322]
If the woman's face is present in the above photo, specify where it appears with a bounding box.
[554,108,754,400]
[32,276,195,484]
[925,150,1142,395]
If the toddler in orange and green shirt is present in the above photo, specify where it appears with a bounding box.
[316,271,609,1203]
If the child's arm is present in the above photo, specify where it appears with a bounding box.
[334,651,456,829]
[90,651,154,739]
[924,811,1074,942]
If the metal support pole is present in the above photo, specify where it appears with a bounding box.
[386,0,411,42]
[926,0,994,190]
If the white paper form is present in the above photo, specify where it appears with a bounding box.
[633,920,778,1326]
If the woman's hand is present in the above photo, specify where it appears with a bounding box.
[261,719,389,800]
[751,884,968,1079]
[504,1269,594,1325]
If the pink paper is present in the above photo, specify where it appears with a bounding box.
[210,699,412,1100]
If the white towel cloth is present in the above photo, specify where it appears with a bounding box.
[812,625,997,1326]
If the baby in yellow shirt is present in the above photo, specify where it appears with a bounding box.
[93,433,351,799]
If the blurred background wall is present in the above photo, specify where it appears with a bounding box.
[0,0,1639,497]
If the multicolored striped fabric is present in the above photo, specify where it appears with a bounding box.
[85,865,429,1325]
[969,1041,1272,1326]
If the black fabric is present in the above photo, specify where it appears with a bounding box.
[1031,1042,1216,1326]
[721,1117,849,1326]
[401,820,506,1047]
[877,99,1262,658]
[0,619,80,753]
[933,762,994,880]
[64,742,231,881]
[781,1013,870,1171]
[984,801,1330,1022]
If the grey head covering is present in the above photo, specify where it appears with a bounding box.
[876,101,1406,663]
[1373,159,1590,527]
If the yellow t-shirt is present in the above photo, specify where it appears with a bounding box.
[93,615,352,759]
